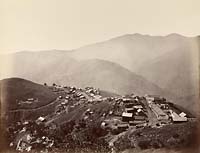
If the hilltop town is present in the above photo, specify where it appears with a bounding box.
[2,81,197,153]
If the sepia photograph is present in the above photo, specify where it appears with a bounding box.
[0,0,200,153]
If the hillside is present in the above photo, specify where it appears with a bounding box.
[0,78,57,112]
[58,59,170,96]
[138,38,199,95]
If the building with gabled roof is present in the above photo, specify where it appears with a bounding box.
[150,104,169,121]
[170,111,187,122]
[122,112,133,122]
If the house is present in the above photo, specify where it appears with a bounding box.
[170,111,187,122]
[122,98,133,103]
[125,103,135,108]
[36,116,46,124]
[145,95,154,102]
[58,96,63,99]
[133,105,143,109]
[37,116,45,121]
[129,120,146,126]
[179,112,187,118]
[136,109,146,117]
[122,112,133,122]
[145,95,166,103]
[27,98,34,101]
[125,108,135,113]
[117,123,129,131]
[160,104,169,110]
[16,132,32,152]
[133,96,140,101]
[93,95,102,101]
[134,115,146,121]
[136,123,147,129]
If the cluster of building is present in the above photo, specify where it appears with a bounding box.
[85,87,100,96]
[8,83,193,152]
[145,95,188,123]
[18,98,39,105]
[100,96,148,132]
[101,94,191,133]
[8,119,54,152]
[52,86,88,115]
[121,97,147,128]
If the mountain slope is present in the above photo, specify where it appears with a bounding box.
[0,78,57,112]
[138,47,199,96]
[51,59,168,96]
[137,40,199,115]
[1,50,76,82]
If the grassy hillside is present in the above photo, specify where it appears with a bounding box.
[0,78,57,111]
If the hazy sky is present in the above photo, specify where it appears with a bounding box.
[1,0,200,53]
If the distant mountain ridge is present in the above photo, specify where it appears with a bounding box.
[0,55,168,96]
[71,33,198,71]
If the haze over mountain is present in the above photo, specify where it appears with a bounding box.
[1,33,199,114]
[138,45,199,96]
[0,53,167,97]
